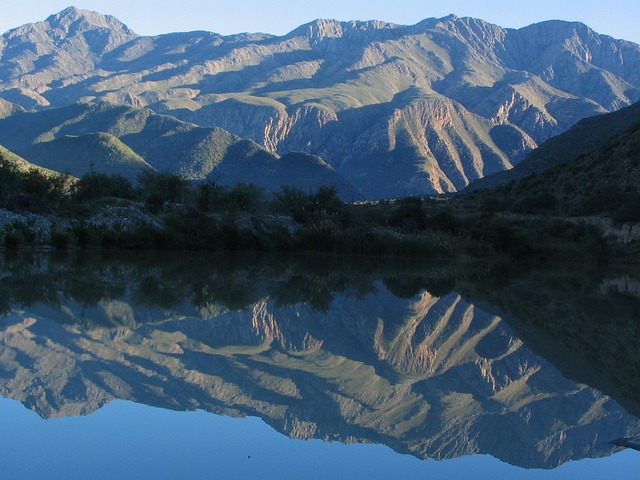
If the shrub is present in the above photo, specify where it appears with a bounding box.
[73,223,99,248]
[51,229,73,250]
[429,210,460,233]
[273,186,312,222]
[137,171,188,211]
[613,195,640,224]
[22,168,68,207]
[389,202,427,232]
[273,185,345,225]
[3,231,23,249]
[224,183,264,214]
[74,173,135,202]
[510,193,557,214]
[2,222,36,248]
[0,154,22,204]
[194,181,224,212]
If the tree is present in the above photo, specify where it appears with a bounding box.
[137,171,188,212]
[73,172,135,202]
[0,153,21,205]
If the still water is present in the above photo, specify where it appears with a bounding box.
[0,252,638,479]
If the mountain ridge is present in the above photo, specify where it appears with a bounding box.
[19,132,155,179]
[0,101,360,196]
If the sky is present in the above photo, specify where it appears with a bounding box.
[1,1,639,44]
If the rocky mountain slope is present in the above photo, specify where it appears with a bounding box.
[470,100,640,189]
[461,104,640,222]
[1,8,640,197]
[0,252,638,469]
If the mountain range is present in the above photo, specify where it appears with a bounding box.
[1,7,640,198]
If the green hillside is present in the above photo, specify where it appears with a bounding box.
[0,145,54,174]
[0,102,361,198]
[19,132,155,179]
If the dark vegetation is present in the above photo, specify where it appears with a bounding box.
[0,151,610,263]
[463,119,640,225]
[0,250,463,318]
[0,156,68,212]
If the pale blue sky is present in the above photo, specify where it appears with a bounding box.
[1,1,639,44]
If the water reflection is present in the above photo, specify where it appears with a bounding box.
[0,252,638,470]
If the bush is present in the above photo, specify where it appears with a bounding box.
[74,173,135,202]
[22,168,68,207]
[429,210,460,233]
[613,195,640,224]
[194,181,224,212]
[0,159,69,212]
[2,222,36,248]
[224,183,264,214]
[137,171,188,211]
[273,185,345,225]
[511,193,557,214]
[389,198,427,231]
[273,186,312,222]
[0,154,22,204]
[51,230,73,250]
[73,223,99,248]
[3,231,23,249]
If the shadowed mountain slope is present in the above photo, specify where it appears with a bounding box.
[460,103,640,223]
[470,100,640,189]
[0,102,360,197]
[0,145,52,174]
[19,132,154,179]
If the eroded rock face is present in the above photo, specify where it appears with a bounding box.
[1,9,640,196]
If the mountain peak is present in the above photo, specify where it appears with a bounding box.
[1,9,639,198]
[44,6,137,36]
[517,19,600,41]
[50,6,84,19]
[287,18,398,43]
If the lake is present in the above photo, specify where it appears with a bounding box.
[0,251,638,479]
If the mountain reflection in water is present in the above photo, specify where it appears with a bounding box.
[0,251,638,471]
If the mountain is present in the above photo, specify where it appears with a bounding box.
[1,9,640,197]
[459,264,640,422]
[0,145,52,174]
[0,143,72,187]
[0,252,638,469]
[461,103,640,221]
[19,132,154,179]
[0,6,138,108]
[470,100,640,189]
[0,102,359,196]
